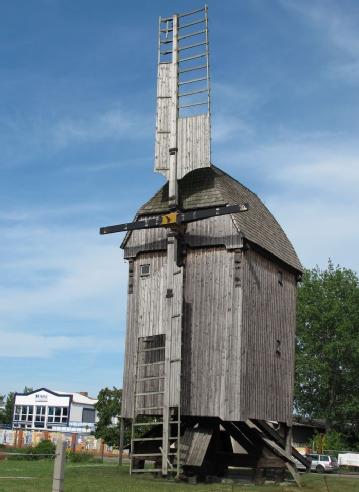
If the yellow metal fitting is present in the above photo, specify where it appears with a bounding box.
[161,211,178,225]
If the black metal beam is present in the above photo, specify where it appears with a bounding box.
[100,204,248,235]
[100,216,164,235]
[179,204,248,224]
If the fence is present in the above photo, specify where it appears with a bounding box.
[0,428,120,457]
[0,440,66,492]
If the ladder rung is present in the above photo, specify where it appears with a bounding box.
[133,422,163,426]
[160,50,172,56]
[180,52,207,63]
[131,468,163,473]
[136,406,164,411]
[139,346,165,352]
[132,452,177,457]
[179,7,206,18]
[179,88,208,97]
[132,453,162,457]
[179,64,207,74]
[160,27,173,33]
[136,376,165,382]
[179,19,205,30]
[138,361,164,367]
[160,39,172,44]
[178,76,207,86]
[135,391,164,396]
[132,437,163,441]
[178,41,207,52]
[132,436,177,442]
[178,29,206,41]
[180,101,207,109]
[160,16,173,23]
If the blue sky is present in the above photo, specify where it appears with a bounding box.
[1,0,358,397]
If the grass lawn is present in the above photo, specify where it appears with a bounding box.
[0,461,359,491]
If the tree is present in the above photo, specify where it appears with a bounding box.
[0,392,15,425]
[0,387,33,425]
[295,260,359,438]
[0,394,6,424]
[95,387,130,448]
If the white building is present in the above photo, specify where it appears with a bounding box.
[13,388,98,433]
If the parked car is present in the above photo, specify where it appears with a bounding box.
[311,454,339,473]
[295,453,339,473]
[309,454,339,473]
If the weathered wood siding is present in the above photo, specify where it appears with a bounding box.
[122,252,167,418]
[122,230,296,424]
[121,250,183,418]
[240,249,296,424]
[182,247,243,420]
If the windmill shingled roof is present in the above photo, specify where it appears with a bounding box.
[133,165,302,273]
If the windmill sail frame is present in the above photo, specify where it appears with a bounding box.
[155,6,211,181]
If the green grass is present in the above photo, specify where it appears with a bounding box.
[0,461,359,491]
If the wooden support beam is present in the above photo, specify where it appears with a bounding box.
[252,420,310,469]
[219,420,258,456]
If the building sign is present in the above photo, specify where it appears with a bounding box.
[35,393,48,402]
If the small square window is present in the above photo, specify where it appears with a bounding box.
[140,264,150,276]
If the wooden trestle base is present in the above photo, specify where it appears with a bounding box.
[130,416,310,485]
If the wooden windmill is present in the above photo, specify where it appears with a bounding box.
[101,6,309,483]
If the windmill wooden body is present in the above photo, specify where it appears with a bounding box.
[101,6,309,482]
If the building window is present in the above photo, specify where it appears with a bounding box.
[14,405,33,423]
[34,406,46,428]
[140,264,150,276]
[48,406,68,425]
[82,408,96,424]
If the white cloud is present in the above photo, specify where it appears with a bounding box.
[281,0,359,82]
[0,215,128,326]
[221,133,359,194]
[212,114,253,143]
[52,105,152,148]
[268,196,359,272]
[0,331,122,358]
[0,203,105,222]
[0,103,151,168]
[215,129,359,273]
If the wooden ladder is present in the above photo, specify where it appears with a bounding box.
[130,336,181,476]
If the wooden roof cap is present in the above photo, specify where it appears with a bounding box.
[125,165,303,273]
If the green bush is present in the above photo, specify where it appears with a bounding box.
[33,439,55,456]
[7,440,55,461]
[68,451,92,463]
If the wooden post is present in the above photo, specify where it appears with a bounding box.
[71,433,77,453]
[18,430,24,448]
[52,439,66,492]
[100,438,105,462]
[119,417,124,466]
[284,424,301,488]
[285,425,292,455]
